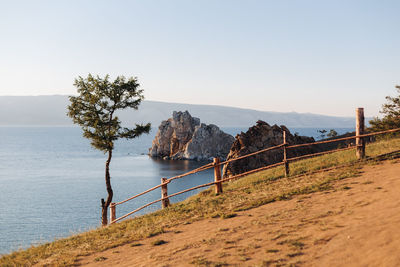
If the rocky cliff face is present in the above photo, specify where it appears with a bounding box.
[149,111,234,161]
[222,120,317,177]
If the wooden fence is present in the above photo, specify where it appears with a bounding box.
[109,108,400,225]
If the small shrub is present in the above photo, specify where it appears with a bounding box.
[147,228,165,238]
[151,239,167,246]
[287,252,304,258]
[290,241,305,249]
[221,213,237,219]
[94,256,107,262]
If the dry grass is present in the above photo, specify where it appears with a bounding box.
[1,137,400,266]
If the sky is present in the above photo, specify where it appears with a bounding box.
[0,0,399,117]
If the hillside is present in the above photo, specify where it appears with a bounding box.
[0,95,357,128]
[79,160,400,266]
[1,137,399,266]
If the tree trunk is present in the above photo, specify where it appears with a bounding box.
[101,150,113,226]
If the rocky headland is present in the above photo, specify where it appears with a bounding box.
[223,120,318,177]
[149,111,234,161]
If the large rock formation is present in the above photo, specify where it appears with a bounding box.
[149,111,234,161]
[223,120,317,177]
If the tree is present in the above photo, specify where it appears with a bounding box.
[369,85,400,131]
[67,74,151,226]
[327,129,338,138]
[317,129,327,139]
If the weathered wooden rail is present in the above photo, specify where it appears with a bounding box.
[109,108,400,224]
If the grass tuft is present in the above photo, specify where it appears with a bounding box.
[151,239,168,246]
[94,256,107,261]
[287,252,304,258]
[221,213,237,219]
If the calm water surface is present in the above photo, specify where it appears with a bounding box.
[0,126,352,254]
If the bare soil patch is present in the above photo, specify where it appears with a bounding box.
[76,160,400,266]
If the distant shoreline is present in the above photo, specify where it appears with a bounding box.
[0,95,365,128]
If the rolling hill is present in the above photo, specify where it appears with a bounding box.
[0,95,358,128]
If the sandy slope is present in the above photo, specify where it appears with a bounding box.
[77,160,400,267]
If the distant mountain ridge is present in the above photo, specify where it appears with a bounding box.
[0,95,360,128]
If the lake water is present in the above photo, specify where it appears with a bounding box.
[0,126,353,254]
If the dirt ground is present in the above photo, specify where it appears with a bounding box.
[77,160,400,267]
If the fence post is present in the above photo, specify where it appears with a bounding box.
[283,131,290,177]
[356,107,366,159]
[110,202,116,223]
[161,178,170,208]
[213,157,223,194]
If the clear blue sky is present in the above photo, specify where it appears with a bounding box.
[1,0,399,117]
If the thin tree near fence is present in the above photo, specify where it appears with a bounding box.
[68,74,151,226]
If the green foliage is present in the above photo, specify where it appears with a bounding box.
[327,129,338,138]
[317,129,327,139]
[319,128,339,139]
[67,74,151,152]
[67,74,151,225]
[369,85,400,131]
[94,256,107,262]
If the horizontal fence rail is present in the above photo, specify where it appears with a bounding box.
[109,108,400,224]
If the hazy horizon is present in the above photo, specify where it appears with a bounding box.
[0,94,381,119]
[0,95,363,128]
